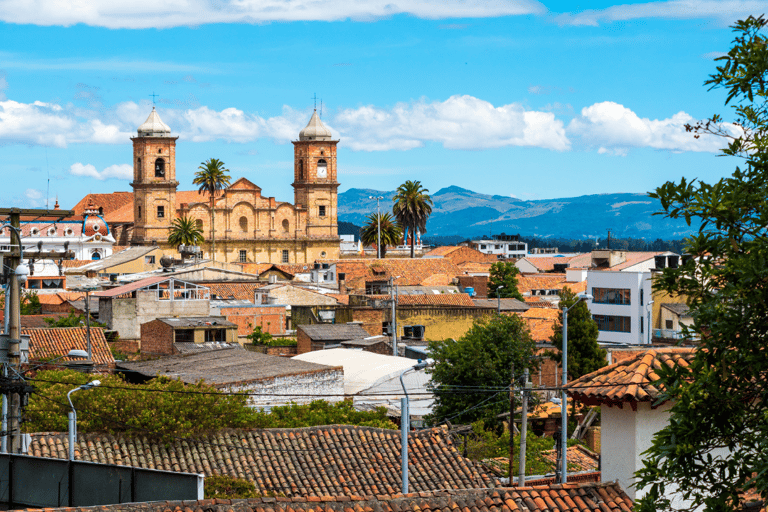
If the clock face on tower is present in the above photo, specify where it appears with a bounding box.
[317,159,328,178]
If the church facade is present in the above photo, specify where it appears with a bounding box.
[77,107,340,264]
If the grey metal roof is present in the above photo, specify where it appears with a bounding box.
[174,342,244,354]
[156,316,236,328]
[116,347,337,386]
[471,298,530,312]
[341,336,389,347]
[66,246,158,274]
[298,323,370,341]
[661,302,691,317]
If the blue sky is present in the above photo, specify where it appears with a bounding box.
[0,0,758,209]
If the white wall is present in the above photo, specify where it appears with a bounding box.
[226,368,345,407]
[587,270,653,344]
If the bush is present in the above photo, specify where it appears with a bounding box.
[205,475,261,499]
[245,325,273,345]
[464,421,556,476]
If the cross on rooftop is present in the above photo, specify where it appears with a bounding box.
[149,92,159,105]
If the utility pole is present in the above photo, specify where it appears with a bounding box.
[508,363,514,481]
[390,275,398,356]
[518,369,530,486]
[7,211,21,454]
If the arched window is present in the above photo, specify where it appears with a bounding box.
[137,158,142,173]
[196,219,203,230]
[282,219,289,232]
[317,159,327,178]
[298,160,304,180]
[98,207,103,215]
[155,158,165,178]
[239,216,248,232]
[91,251,101,261]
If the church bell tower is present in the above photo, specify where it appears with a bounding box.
[130,107,179,245]
[292,110,339,239]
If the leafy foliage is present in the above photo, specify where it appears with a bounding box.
[21,292,42,315]
[168,215,204,249]
[487,262,524,301]
[464,421,556,476]
[205,475,262,499]
[25,370,395,441]
[246,325,274,345]
[193,158,231,259]
[360,212,403,258]
[392,180,433,258]
[44,312,106,328]
[426,314,537,426]
[636,15,768,512]
[548,287,606,381]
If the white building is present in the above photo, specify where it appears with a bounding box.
[585,251,679,345]
[0,200,115,290]
[470,236,527,260]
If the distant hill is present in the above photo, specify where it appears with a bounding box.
[338,186,699,240]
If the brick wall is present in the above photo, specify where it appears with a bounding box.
[296,328,312,354]
[140,320,174,355]
[220,306,286,336]
[586,426,601,453]
[530,347,561,388]
[458,275,489,298]
[110,339,139,355]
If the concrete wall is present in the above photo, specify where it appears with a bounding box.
[102,291,210,340]
[223,368,344,407]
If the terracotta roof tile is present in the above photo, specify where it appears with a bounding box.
[521,316,556,342]
[28,426,496,497]
[459,262,494,274]
[35,292,85,305]
[521,307,561,320]
[329,259,463,292]
[71,192,133,217]
[20,314,69,328]
[22,326,114,366]
[521,255,589,272]
[206,282,265,301]
[397,293,474,307]
[566,347,695,407]
[13,482,632,512]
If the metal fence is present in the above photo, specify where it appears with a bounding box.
[0,453,203,509]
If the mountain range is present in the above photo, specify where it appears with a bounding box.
[338,186,699,241]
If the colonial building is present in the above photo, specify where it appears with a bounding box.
[74,107,340,265]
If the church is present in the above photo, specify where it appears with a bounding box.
[74,107,340,264]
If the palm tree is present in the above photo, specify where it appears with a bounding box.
[360,212,403,258]
[168,216,204,253]
[392,180,433,258]
[193,158,231,261]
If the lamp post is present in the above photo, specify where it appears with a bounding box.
[560,292,593,483]
[399,359,433,494]
[369,196,384,259]
[67,380,101,460]
[496,286,504,314]
[647,300,655,344]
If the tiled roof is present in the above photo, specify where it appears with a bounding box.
[566,348,695,408]
[397,293,474,307]
[484,445,599,476]
[524,298,557,308]
[61,259,94,269]
[117,348,335,386]
[297,323,370,341]
[522,255,589,272]
[472,298,529,312]
[328,293,350,305]
[237,263,296,278]
[35,292,85,305]
[424,246,462,256]
[329,258,463,291]
[608,252,663,271]
[12,482,632,512]
[521,316,556,342]
[28,426,497,496]
[71,192,133,217]
[94,275,195,298]
[20,314,68,328]
[517,275,587,296]
[207,282,264,301]
[459,261,494,274]
[22,327,114,366]
[661,302,691,316]
[521,308,561,320]
[103,201,135,223]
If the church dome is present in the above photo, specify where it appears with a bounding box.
[137,107,172,137]
[299,110,333,141]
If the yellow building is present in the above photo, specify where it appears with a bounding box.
[75,108,340,264]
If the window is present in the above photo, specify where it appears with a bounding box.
[282,249,289,263]
[593,315,632,332]
[239,250,247,263]
[592,287,631,305]
[175,329,194,343]
[640,317,644,333]
[640,289,644,306]
[480,244,487,250]
[282,219,289,231]
[137,158,141,173]
[155,158,165,177]
[196,219,203,229]
[239,216,248,232]
[145,255,156,264]
[298,160,304,180]
[205,328,226,342]
[319,205,326,217]
[666,320,674,329]
[24,278,64,289]
[138,206,142,219]
[91,251,101,261]
[157,205,165,218]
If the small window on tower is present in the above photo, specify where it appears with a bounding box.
[319,205,326,217]
[282,250,289,263]
[317,159,327,178]
[158,148,162,153]
[155,158,165,177]
[282,219,289,231]
[298,160,304,180]
[239,250,247,263]
[239,216,248,232]
[157,205,165,218]
[137,158,142,172]
[138,206,142,219]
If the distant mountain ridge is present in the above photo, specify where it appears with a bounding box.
[338,186,698,240]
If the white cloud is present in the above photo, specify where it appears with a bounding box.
[556,0,768,26]
[0,72,6,101]
[25,189,44,207]
[568,101,738,154]
[333,95,571,151]
[0,0,545,28]
[70,163,133,181]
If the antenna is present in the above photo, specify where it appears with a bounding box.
[606,229,612,250]
[150,92,159,105]
[45,147,50,209]
[319,100,323,117]
[312,93,318,110]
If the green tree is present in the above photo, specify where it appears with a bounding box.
[426,314,537,426]
[636,16,768,512]
[548,287,606,381]
[44,311,106,328]
[21,292,41,315]
[392,180,433,258]
[246,325,274,345]
[360,212,403,258]
[193,158,231,261]
[168,215,204,251]
[488,262,524,301]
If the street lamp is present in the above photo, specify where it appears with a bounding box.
[560,291,593,483]
[497,286,504,314]
[67,380,101,460]
[369,196,384,259]
[399,359,433,494]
